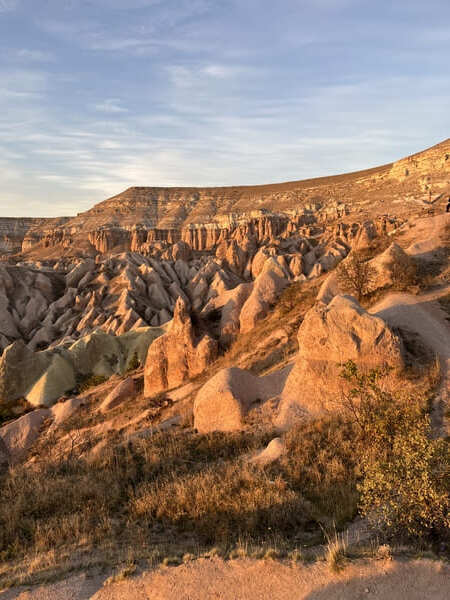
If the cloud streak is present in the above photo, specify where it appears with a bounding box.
[93,99,129,114]
[0,0,19,14]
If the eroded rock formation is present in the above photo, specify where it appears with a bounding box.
[144,297,218,396]
[0,326,163,407]
[277,295,404,427]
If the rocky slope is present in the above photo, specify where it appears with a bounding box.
[0,213,402,358]
[0,140,447,409]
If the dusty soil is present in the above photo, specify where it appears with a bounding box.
[0,558,448,600]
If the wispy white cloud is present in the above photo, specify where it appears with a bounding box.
[96,139,122,150]
[16,48,55,62]
[166,62,250,90]
[38,0,214,55]
[93,98,129,114]
[1,0,449,217]
[202,64,240,78]
[0,0,19,14]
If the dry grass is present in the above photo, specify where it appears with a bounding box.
[103,563,137,586]
[0,417,359,587]
[210,277,323,376]
[324,532,348,573]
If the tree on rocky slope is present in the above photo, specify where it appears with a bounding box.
[337,252,376,301]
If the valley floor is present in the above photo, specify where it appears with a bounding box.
[0,557,448,600]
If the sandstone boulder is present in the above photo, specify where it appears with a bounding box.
[172,241,192,262]
[66,259,95,288]
[251,248,270,278]
[193,367,264,433]
[316,271,340,304]
[250,437,285,466]
[0,408,50,463]
[352,220,377,249]
[67,329,123,377]
[289,255,303,277]
[26,353,76,407]
[277,295,404,427]
[49,397,84,429]
[202,282,253,343]
[144,297,218,396]
[368,242,416,292]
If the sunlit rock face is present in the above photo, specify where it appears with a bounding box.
[277,295,404,428]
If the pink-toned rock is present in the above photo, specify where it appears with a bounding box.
[172,241,192,262]
[251,248,270,278]
[193,368,263,433]
[250,437,285,466]
[352,220,377,249]
[289,255,303,277]
[0,408,51,463]
[277,295,404,427]
[202,282,253,343]
[368,242,415,292]
[144,298,218,396]
[239,260,288,334]
[100,377,135,413]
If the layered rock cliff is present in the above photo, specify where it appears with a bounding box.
[0,218,51,256]
[12,138,449,260]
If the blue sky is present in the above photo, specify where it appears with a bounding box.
[0,0,449,217]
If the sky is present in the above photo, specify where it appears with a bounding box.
[0,0,449,217]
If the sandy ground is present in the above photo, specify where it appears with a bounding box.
[0,558,448,600]
[370,285,450,435]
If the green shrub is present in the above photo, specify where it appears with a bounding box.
[340,361,450,544]
[126,352,140,372]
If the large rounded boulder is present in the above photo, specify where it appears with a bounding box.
[194,367,265,433]
[277,295,404,428]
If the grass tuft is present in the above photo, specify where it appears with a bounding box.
[324,532,348,573]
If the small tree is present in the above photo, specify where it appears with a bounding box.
[337,252,376,301]
[340,361,450,544]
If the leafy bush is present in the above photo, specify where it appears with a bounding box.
[340,361,450,544]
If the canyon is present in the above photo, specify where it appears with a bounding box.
[0,139,448,592]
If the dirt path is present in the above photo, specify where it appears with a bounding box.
[403,213,449,260]
[1,558,448,600]
[370,285,450,435]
